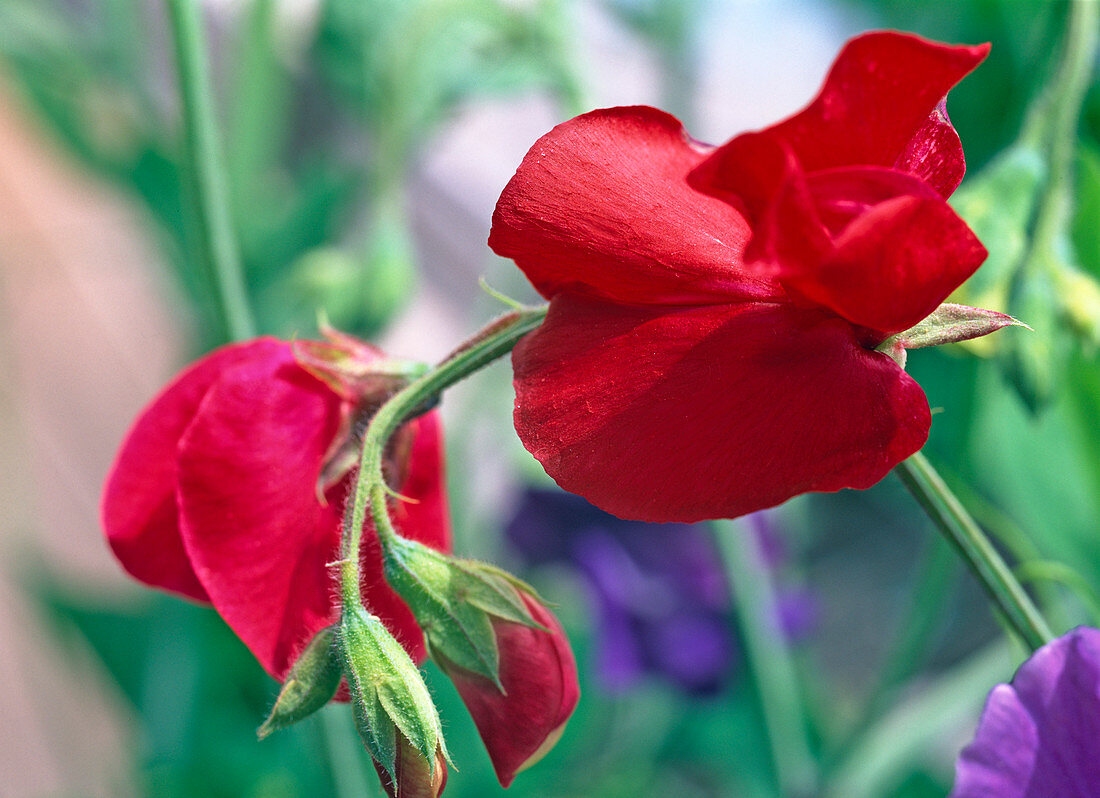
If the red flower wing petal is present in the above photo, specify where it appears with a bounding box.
[512,295,930,522]
[695,31,987,196]
[797,193,988,335]
[489,106,777,306]
[102,338,286,601]
[446,595,579,787]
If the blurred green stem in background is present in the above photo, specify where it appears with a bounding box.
[166,0,256,342]
[896,452,1054,652]
[1018,0,1098,266]
[715,519,818,798]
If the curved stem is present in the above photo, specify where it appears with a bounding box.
[166,0,256,341]
[338,307,547,608]
[895,452,1054,652]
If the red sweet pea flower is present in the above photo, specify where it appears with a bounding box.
[490,31,989,523]
[437,593,579,787]
[102,336,450,678]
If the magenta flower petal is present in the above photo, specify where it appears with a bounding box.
[512,295,929,522]
[103,336,451,681]
[102,338,286,601]
[952,627,1100,797]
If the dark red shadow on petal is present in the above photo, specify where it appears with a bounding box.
[513,295,930,523]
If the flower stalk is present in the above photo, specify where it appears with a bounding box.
[338,306,548,608]
[166,0,256,342]
[896,452,1054,652]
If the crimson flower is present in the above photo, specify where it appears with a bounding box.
[490,31,989,523]
[435,592,579,787]
[102,335,450,679]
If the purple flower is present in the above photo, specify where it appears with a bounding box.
[505,488,812,695]
[951,627,1100,797]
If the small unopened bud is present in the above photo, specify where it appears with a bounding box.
[373,732,448,798]
[337,607,448,785]
[380,534,544,688]
[258,625,341,740]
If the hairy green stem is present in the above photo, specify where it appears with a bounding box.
[338,307,547,608]
[715,519,818,798]
[166,0,256,341]
[896,452,1053,651]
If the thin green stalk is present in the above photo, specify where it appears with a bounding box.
[896,452,1054,652]
[166,0,255,341]
[338,307,547,608]
[715,519,818,798]
[1020,0,1099,262]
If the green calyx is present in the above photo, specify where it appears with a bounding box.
[257,625,342,739]
[876,303,1028,370]
[337,607,449,783]
[380,532,545,689]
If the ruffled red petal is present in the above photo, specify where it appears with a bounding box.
[694,31,987,196]
[800,192,987,334]
[512,295,930,522]
[489,106,778,306]
[445,595,579,787]
[102,338,287,601]
[175,347,448,678]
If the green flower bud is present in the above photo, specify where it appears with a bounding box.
[876,303,1026,369]
[337,607,448,784]
[258,625,341,740]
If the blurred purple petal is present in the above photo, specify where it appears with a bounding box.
[951,627,1100,797]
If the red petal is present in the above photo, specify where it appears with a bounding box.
[896,99,967,197]
[512,295,930,522]
[445,595,579,787]
[695,31,987,194]
[489,106,778,306]
[176,348,448,678]
[102,338,286,601]
[799,193,987,334]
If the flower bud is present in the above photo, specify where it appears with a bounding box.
[258,625,342,739]
[373,733,448,798]
[337,606,448,787]
[378,534,579,786]
[435,592,579,787]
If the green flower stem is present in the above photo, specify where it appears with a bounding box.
[896,452,1054,652]
[166,0,256,342]
[715,519,818,798]
[338,307,548,609]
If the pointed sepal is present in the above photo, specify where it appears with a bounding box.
[258,625,342,739]
[380,534,544,689]
[877,303,1027,368]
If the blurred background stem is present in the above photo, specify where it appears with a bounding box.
[715,519,818,798]
[166,0,256,342]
